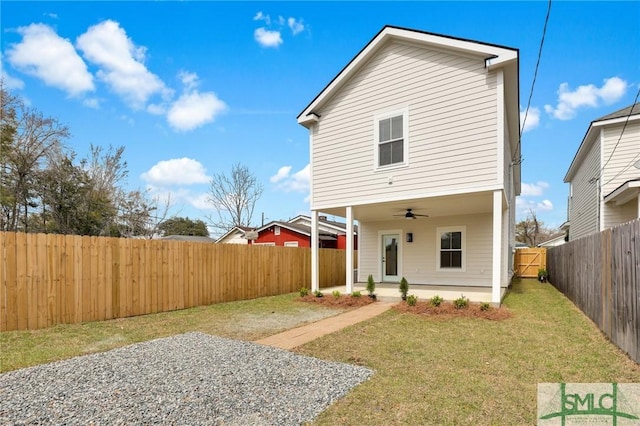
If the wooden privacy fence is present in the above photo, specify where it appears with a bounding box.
[514,248,547,277]
[547,219,639,363]
[0,232,354,332]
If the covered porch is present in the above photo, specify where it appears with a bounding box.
[309,189,512,304]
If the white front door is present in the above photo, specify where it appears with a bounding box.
[382,234,400,282]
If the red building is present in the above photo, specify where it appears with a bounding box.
[249,216,358,249]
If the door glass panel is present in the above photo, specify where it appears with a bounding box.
[385,236,398,276]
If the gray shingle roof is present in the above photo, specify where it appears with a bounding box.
[594,102,640,122]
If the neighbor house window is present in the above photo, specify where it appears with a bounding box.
[274,226,280,236]
[436,226,466,271]
[375,108,408,169]
[284,241,299,247]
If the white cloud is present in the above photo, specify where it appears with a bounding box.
[516,196,554,214]
[271,164,310,192]
[141,158,211,186]
[178,70,198,91]
[167,90,227,132]
[76,20,168,109]
[0,55,24,90]
[544,77,628,120]
[270,166,292,183]
[7,23,94,96]
[82,98,100,108]
[537,200,553,211]
[520,106,540,133]
[521,181,549,196]
[254,27,282,48]
[253,11,271,25]
[288,17,305,35]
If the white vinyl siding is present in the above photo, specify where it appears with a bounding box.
[601,121,640,195]
[603,201,638,228]
[568,136,601,240]
[601,121,640,228]
[358,214,493,287]
[311,41,498,208]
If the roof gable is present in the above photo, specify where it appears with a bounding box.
[297,25,518,128]
[565,102,640,182]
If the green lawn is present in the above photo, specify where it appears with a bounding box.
[2,279,638,425]
[297,279,640,425]
[0,292,341,373]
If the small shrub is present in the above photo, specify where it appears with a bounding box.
[480,302,491,311]
[406,294,418,306]
[399,277,409,300]
[299,287,309,297]
[453,294,468,309]
[537,268,548,282]
[430,295,444,307]
[366,274,376,296]
[351,291,362,298]
[332,290,341,298]
[314,290,324,298]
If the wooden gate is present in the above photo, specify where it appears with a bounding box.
[514,248,547,278]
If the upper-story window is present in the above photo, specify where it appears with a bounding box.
[375,108,409,169]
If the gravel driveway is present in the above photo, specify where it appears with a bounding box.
[0,332,373,425]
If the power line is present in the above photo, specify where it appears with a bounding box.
[599,90,640,186]
[514,0,552,165]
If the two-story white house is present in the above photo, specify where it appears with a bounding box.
[297,26,520,304]
[564,103,640,241]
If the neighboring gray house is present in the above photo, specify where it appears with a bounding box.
[297,26,520,304]
[564,103,640,241]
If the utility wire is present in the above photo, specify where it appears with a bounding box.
[514,0,552,165]
[599,89,640,187]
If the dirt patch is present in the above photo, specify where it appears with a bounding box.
[393,301,513,321]
[297,294,377,308]
[224,307,344,335]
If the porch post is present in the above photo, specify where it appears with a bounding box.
[311,210,319,292]
[345,206,354,293]
[492,190,502,304]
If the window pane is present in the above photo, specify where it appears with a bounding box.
[440,252,451,268]
[379,118,391,142]
[379,143,391,166]
[451,251,462,268]
[452,232,461,249]
[441,232,451,249]
[391,115,403,139]
[391,140,403,163]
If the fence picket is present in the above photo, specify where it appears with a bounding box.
[548,218,639,363]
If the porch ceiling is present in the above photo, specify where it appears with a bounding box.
[319,191,496,222]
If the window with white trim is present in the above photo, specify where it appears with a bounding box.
[375,108,408,168]
[274,226,280,236]
[284,241,299,247]
[436,226,466,271]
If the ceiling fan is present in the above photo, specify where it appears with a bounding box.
[393,208,429,220]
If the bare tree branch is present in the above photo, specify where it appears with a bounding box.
[206,163,263,234]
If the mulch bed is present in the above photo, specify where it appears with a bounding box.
[297,294,377,308]
[393,301,513,321]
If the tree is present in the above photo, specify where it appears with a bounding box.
[515,209,562,247]
[0,85,70,231]
[206,163,263,234]
[158,216,209,237]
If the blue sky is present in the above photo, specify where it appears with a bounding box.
[2,1,639,235]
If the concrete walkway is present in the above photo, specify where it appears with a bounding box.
[254,302,394,350]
